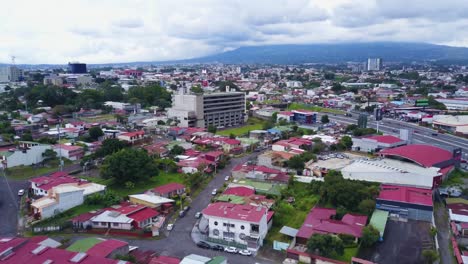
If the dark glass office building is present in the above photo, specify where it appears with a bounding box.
[68,62,87,74]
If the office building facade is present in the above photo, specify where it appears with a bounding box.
[367,58,383,71]
[0,66,22,82]
[167,91,246,128]
[68,62,87,74]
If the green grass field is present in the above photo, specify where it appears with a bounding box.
[79,114,116,123]
[5,160,73,180]
[67,237,103,252]
[287,103,346,114]
[335,246,359,262]
[217,118,267,136]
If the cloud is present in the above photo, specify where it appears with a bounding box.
[1,0,468,63]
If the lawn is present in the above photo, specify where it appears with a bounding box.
[335,246,359,262]
[238,179,286,196]
[217,117,267,136]
[287,103,346,114]
[33,203,103,227]
[83,172,185,197]
[79,114,116,123]
[441,169,468,187]
[67,237,103,252]
[5,160,73,180]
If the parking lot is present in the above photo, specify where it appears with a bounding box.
[358,219,433,264]
[307,152,362,171]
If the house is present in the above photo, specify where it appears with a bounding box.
[118,130,145,144]
[295,207,367,245]
[201,202,272,251]
[257,150,297,168]
[0,141,52,168]
[272,137,311,152]
[352,135,406,153]
[144,142,170,157]
[0,236,129,264]
[65,121,86,131]
[277,111,294,122]
[54,144,84,161]
[148,183,186,198]
[129,194,175,209]
[89,203,160,230]
[177,156,215,174]
[376,184,433,222]
[231,163,290,183]
[30,171,106,197]
[31,185,85,219]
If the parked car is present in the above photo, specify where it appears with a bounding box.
[17,189,25,196]
[212,189,218,195]
[179,210,186,217]
[238,249,252,256]
[224,175,230,181]
[224,247,238,253]
[432,133,438,136]
[195,212,202,219]
[183,206,190,212]
[211,245,224,251]
[166,224,174,231]
[197,241,211,249]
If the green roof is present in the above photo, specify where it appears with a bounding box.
[216,195,245,204]
[207,256,226,264]
[67,238,103,252]
[370,209,389,237]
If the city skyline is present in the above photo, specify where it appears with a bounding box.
[2,0,468,64]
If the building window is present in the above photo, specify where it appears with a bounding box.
[241,225,245,230]
[101,222,107,226]
[214,221,218,226]
[112,223,119,227]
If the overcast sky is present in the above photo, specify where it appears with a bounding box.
[2,0,468,64]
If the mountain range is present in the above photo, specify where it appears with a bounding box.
[5,42,468,67]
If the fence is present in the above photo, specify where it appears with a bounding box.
[33,226,61,233]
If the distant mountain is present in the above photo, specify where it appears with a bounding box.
[184,42,468,64]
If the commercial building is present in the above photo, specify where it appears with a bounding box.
[435,98,468,111]
[376,184,433,222]
[432,115,468,134]
[167,90,246,128]
[31,185,85,219]
[201,202,272,251]
[68,62,87,74]
[0,141,52,168]
[367,58,383,71]
[352,135,406,153]
[0,66,22,82]
[277,110,317,125]
[43,74,64,86]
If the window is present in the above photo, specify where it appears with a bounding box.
[230,224,235,228]
[214,221,218,226]
[101,222,107,226]
[112,223,119,227]
[241,225,245,230]
[223,223,227,227]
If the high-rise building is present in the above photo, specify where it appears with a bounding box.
[367,58,382,71]
[0,66,22,82]
[167,90,246,128]
[68,62,87,74]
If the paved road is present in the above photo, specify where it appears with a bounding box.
[434,194,454,264]
[0,171,29,236]
[110,152,277,264]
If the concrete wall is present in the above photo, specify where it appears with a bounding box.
[6,144,51,167]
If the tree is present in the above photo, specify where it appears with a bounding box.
[88,127,104,141]
[42,149,57,162]
[422,249,439,264]
[271,112,278,123]
[331,83,343,93]
[229,133,236,139]
[340,136,353,150]
[95,138,129,157]
[307,234,344,257]
[358,199,376,215]
[321,115,330,124]
[288,155,305,172]
[191,85,204,94]
[169,145,185,156]
[360,225,380,247]
[262,120,274,130]
[207,125,217,134]
[100,148,158,185]
[20,133,33,141]
[324,72,335,80]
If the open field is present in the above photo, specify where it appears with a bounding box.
[217,117,267,136]
[287,103,346,114]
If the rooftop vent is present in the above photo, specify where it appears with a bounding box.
[31,245,48,255]
[70,252,87,263]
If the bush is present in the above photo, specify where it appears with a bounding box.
[85,191,121,207]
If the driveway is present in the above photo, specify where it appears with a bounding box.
[0,171,29,236]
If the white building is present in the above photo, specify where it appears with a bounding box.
[117,130,145,144]
[167,90,246,128]
[367,58,383,71]
[352,135,406,152]
[436,98,468,111]
[31,185,85,219]
[201,202,271,251]
[341,158,440,189]
[91,210,134,230]
[0,66,22,82]
[432,115,468,134]
[43,74,64,86]
[0,142,52,168]
[59,74,92,86]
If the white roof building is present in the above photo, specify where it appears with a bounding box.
[341,158,440,189]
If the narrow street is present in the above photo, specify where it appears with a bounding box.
[434,194,454,264]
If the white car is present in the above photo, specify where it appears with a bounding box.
[224,246,238,253]
[166,224,174,231]
[212,189,218,195]
[238,249,252,256]
[17,189,25,196]
[195,212,202,219]
[224,176,230,181]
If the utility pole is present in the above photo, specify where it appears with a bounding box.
[57,117,63,171]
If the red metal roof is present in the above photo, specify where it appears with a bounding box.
[378,184,433,206]
[127,207,159,222]
[152,183,185,195]
[297,207,367,239]
[149,255,181,264]
[202,202,267,223]
[120,130,145,137]
[87,239,128,258]
[223,186,255,197]
[30,172,83,191]
[365,135,404,144]
[380,144,452,167]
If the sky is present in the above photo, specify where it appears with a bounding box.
[2,0,468,64]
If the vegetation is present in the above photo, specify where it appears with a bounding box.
[207,124,217,134]
[101,148,158,185]
[95,138,129,157]
[88,127,104,141]
[422,249,439,264]
[287,103,345,114]
[307,234,344,257]
[441,169,468,187]
[360,225,380,247]
[321,115,330,124]
[217,118,267,136]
